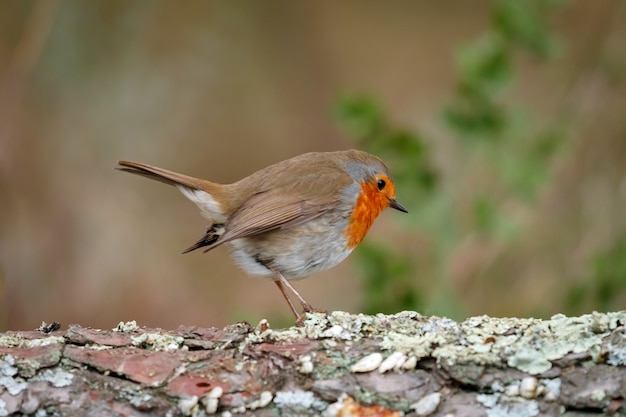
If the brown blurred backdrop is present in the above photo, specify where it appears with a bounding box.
[1,1,625,331]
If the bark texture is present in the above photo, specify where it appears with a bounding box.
[0,311,624,416]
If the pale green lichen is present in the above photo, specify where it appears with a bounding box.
[13,358,41,379]
[0,334,26,348]
[114,320,140,333]
[131,332,184,351]
[31,368,73,387]
[273,390,328,415]
[242,310,625,381]
[84,344,113,351]
[590,389,606,402]
[0,356,27,395]
[0,357,18,379]
[130,394,155,409]
[377,311,626,375]
[606,328,626,366]
[507,348,552,375]
[244,310,430,347]
[540,378,561,399]
[477,393,539,417]
[0,334,64,349]
[26,336,65,348]
[503,312,626,374]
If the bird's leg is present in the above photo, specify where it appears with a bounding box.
[273,270,315,313]
[266,265,324,324]
[273,279,300,319]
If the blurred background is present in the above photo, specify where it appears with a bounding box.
[1,0,625,331]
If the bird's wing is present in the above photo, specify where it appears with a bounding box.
[234,191,331,233]
[200,168,352,251]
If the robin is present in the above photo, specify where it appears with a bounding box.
[117,149,407,321]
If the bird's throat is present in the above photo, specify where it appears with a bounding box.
[344,181,388,248]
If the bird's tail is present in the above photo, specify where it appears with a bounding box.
[116,160,228,224]
[116,160,214,190]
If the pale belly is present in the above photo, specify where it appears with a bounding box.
[226,216,353,280]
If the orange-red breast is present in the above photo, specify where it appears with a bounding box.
[117,150,407,321]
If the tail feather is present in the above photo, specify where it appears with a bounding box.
[117,160,229,223]
[116,160,214,191]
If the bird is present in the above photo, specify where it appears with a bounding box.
[116,149,407,321]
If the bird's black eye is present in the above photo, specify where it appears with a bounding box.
[377,178,386,190]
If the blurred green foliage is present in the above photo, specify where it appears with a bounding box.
[333,96,437,199]
[334,0,624,318]
[566,239,626,314]
[354,244,419,316]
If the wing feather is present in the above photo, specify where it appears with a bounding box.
[201,168,351,251]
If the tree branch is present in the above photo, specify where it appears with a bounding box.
[0,311,624,416]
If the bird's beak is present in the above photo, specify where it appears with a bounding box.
[388,198,408,213]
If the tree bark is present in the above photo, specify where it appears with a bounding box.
[0,311,624,416]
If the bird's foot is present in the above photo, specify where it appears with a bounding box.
[295,305,329,326]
